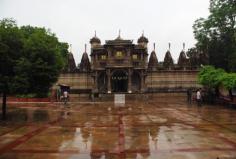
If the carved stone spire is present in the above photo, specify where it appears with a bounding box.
[163,49,174,69]
[66,44,76,72]
[80,44,91,72]
[178,50,188,68]
[69,44,72,53]
[115,29,123,40]
[148,43,158,70]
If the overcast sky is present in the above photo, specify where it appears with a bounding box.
[0,0,210,64]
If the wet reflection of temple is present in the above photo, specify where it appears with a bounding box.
[60,104,161,159]
[55,32,208,96]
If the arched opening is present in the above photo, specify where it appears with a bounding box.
[97,72,107,93]
[132,71,141,92]
[111,70,128,93]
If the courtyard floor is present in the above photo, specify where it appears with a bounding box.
[0,96,236,159]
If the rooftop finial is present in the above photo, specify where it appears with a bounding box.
[118,29,121,38]
[69,44,72,53]
[142,30,144,36]
[85,44,87,52]
[183,42,185,51]
[153,43,156,51]
[168,42,171,51]
[95,30,97,37]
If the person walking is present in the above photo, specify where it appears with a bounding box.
[187,88,192,104]
[63,90,69,105]
[56,87,61,102]
[196,89,202,106]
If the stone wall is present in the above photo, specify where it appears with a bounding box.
[54,70,200,94]
[145,70,200,92]
[53,73,93,92]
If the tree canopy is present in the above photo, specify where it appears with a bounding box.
[0,18,68,119]
[198,65,236,90]
[193,0,236,71]
[0,19,68,97]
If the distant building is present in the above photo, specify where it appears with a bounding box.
[55,33,207,97]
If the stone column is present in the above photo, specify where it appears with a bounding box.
[127,49,131,66]
[107,48,111,65]
[107,69,111,93]
[141,70,145,93]
[128,69,132,93]
[108,48,111,58]
[93,71,98,93]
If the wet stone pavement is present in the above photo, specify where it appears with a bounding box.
[0,96,236,158]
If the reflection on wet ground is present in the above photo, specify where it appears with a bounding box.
[0,96,236,158]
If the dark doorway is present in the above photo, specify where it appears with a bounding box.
[111,70,128,93]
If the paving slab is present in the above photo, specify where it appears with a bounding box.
[0,96,236,158]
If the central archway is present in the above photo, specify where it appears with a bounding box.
[111,70,128,93]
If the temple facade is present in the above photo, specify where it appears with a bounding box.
[54,33,208,97]
[90,33,149,94]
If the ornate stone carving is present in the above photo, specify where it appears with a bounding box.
[148,50,158,71]
[80,51,91,72]
[163,51,174,69]
[65,52,76,73]
[177,51,189,68]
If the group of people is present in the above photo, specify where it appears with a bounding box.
[57,87,203,106]
[187,88,202,106]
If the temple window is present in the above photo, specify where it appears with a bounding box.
[132,54,138,60]
[116,51,123,58]
[101,55,107,60]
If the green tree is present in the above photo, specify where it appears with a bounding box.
[198,65,236,91]
[193,0,236,71]
[21,26,68,97]
[0,19,24,120]
[198,65,225,89]
[221,73,236,90]
[197,65,236,103]
[0,18,68,120]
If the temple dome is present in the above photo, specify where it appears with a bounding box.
[138,35,148,43]
[90,36,101,44]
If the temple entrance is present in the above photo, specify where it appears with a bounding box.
[111,70,128,93]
